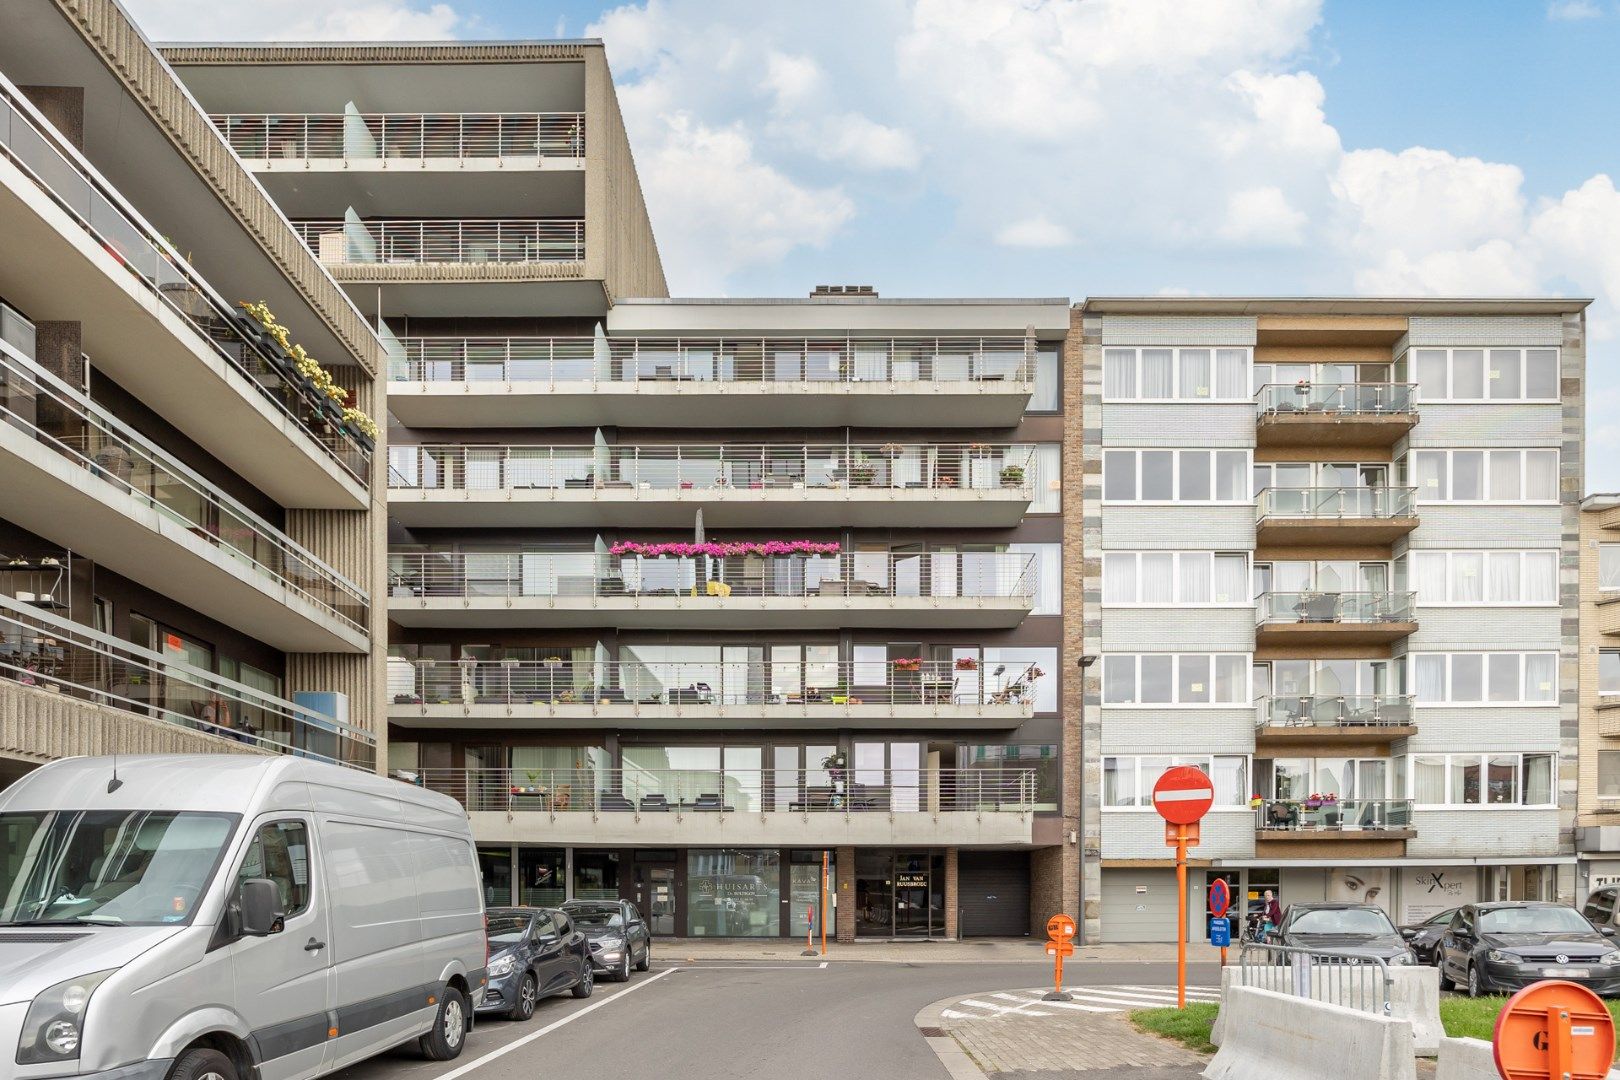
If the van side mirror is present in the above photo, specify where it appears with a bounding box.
[1602,926,1616,938]
[239,878,285,937]
[1400,928,1416,939]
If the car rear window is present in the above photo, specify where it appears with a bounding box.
[1290,908,1396,935]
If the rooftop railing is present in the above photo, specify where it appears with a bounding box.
[0,339,368,632]
[294,218,585,264]
[1255,694,1416,730]
[1255,486,1417,521]
[388,550,1039,604]
[388,336,1037,385]
[1254,798,1414,832]
[0,593,374,769]
[1256,382,1417,416]
[0,75,371,484]
[391,658,1043,709]
[412,767,1039,816]
[1255,591,1416,626]
[388,442,1037,496]
[213,112,585,161]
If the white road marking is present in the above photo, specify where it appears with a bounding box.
[667,963,830,970]
[941,985,1220,1021]
[437,969,676,1080]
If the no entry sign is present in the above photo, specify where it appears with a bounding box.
[1152,765,1215,826]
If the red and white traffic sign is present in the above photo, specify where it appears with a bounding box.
[1152,765,1215,826]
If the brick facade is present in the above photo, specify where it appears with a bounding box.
[835,846,855,943]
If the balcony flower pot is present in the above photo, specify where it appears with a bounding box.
[955,656,979,671]
[393,694,421,705]
[849,464,877,487]
[1000,465,1025,486]
[1304,795,1323,810]
[1249,795,1264,810]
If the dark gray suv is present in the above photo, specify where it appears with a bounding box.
[478,907,594,1021]
[561,898,653,981]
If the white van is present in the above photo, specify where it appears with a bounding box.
[0,755,486,1080]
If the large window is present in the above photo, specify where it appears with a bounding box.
[687,849,780,936]
[1102,653,1249,706]
[1601,651,1620,696]
[1409,449,1559,504]
[1599,751,1620,800]
[1102,449,1249,504]
[1411,347,1560,403]
[1403,753,1555,806]
[959,744,1059,811]
[1601,545,1620,592]
[1103,347,1251,402]
[1410,652,1558,705]
[1012,443,1062,514]
[1029,347,1060,413]
[1009,543,1061,615]
[1410,551,1558,605]
[1102,551,1249,605]
[1102,755,1248,807]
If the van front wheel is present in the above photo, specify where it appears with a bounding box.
[419,987,469,1061]
[168,1048,238,1080]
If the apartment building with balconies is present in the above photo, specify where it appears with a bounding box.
[1072,297,1586,942]
[1576,494,1620,891]
[0,1,389,786]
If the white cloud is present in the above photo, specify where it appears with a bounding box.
[1218,186,1308,246]
[996,216,1076,249]
[1548,0,1602,19]
[123,0,463,40]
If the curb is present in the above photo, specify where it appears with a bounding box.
[915,994,992,1080]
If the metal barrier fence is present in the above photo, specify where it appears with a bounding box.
[213,112,585,160]
[1255,590,1416,626]
[1253,798,1414,833]
[1255,486,1417,521]
[1255,694,1415,730]
[294,218,586,264]
[1237,941,1395,1015]
[1256,382,1417,416]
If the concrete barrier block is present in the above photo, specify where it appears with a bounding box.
[1203,986,1417,1080]
[1211,963,1442,1056]
[1434,1037,1495,1080]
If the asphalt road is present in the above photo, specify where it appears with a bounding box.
[325,959,1224,1080]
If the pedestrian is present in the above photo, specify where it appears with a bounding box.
[1263,889,1282,938]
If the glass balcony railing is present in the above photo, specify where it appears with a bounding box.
[392,658,1044,709]
[293,219,585,265]
[1256,382,1416,416]
[1255,591,1415,626]
[0,593,374,770]
[415,767,1038,816]
[1255,798,1414,832]
[1255,694,1416,730]
[388,551,1039,604]
[389,442,1037,495]
[0,339,369,633]
[388,336,1036,385]
[213,112,585,161]
[1255,486,1417,521]
[0,75,371,484]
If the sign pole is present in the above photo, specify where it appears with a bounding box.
[1175,824,1188,1009]
[1043,913,1076,1001]
[1151,764,1213,1012]
[820,849,829,956]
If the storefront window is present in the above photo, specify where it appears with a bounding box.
[477,847,512,906]
[687,849,780,936]
[519,848,565,907]
[789,851,837,939]
[573,850,620,901]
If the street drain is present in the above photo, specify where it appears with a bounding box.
[918,1027,946,1038]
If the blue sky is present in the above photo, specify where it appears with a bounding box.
[130,0,1620,488]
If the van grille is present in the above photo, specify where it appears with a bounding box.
[0,932,90,943]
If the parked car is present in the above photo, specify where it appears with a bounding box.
[1266,902,1417,965]
[1438,902,1620,998]
[561,898,653,981]
[479,906,595,1020]
[1398,908,1460,965]
[0,754,486,1080]
[1581,884,1620,931]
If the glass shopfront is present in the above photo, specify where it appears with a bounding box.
[573,849,621,901]
[688,849,780,936]
[519,847,565,907]
[855,850,945,938]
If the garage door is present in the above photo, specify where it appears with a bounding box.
[959,851,1030,937]
[1100,869,1179,943]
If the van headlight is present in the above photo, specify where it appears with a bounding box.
[16,970,114,1064]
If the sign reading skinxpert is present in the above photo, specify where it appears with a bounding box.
[1401,868,1474,924]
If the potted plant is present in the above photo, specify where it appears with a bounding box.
[822,750,847,787]
[891,657,923,672]
[848,459,877,487]
[1249,793,1264,810]
[935,474,957,489]
[1000,464,1026,487]
[955,656,979,671]
[1304,792,1324,810]
[1320,792,1339,807]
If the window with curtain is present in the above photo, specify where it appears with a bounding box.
[1412,756,1446,804]
[1102,551,1247,605]
[1412,652,1557,705]
[1411,347,1560,402]
[1602,651,1620,695]
[1008,543,1061,615]
[1411,449,1559,503]
[1101,654,1249,705]
[1411,550,1558,604]
[1411,753,1555,805]
[1102,450,1250,503]
[1601,545,1620,591]
[1028,348,1059,412]
[1103,755,1248,806]
[1014,444,1061,514]
[1101,346,1252,401]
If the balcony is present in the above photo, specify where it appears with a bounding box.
[415,767,1038,847]
[1255,486,1418,548]
[1254,695,1417,748]
[387,551,1038,630]
[0,340,369,652]
[213,112,586,167]
[0,593,374,769]
[1596,595,1620,638]
[1254,798,1415,857]
[384,336,1036,428]
[388,658,1039,731]
[1255,382,1417,448]
[388,442,1037,528]
[294,218,585,266]
[1255,591,1417,647]
[0,76,371,505]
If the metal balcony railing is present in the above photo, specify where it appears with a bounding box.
[388,336,1037,385]
[389,442,1037,496]
[1256,382,1417,417]
[1255,591,1415,627]
[391,658,1043,709]
[213,112,585,161]
[1255,694,1416,730]
[293,218,585,264]
[0,75,371,483]
[0,340,368,632]
[387,550,1039,604]
[1255,486,1417,521]
[408,767,1039,816]
[0,593,374,769]
[1254,798,1414,832]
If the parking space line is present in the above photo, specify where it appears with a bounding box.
[437,969,676,1080]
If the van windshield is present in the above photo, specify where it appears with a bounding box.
[0,810,238,926]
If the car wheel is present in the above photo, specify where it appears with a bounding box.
[419,986,469,1061]
[636,943,651,972]
[507,973,538,1022]
[617,952,632,982]
[572,963,594,999]
[1466,963,1481,999]
[1437,958,1455,991]
[167,1047,238,1080]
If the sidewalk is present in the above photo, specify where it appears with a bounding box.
[660,937,1202,964]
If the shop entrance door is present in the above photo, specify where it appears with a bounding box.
[893,865,931,936]
[637,862,678,936]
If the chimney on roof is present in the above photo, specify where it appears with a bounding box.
[810,284,877,298]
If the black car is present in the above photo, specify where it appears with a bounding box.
[478,907,594,1021]
[1398,908,1460,965]
[561,898,653,981]
[1438,902,1620,998]
[1266,902,1418,966]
